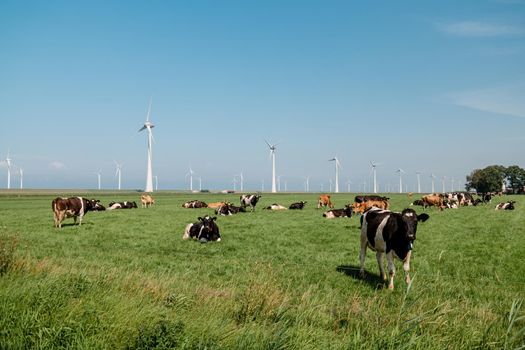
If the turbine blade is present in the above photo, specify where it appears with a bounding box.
[146,97,152,122]
[264,139,272,148]
[138,126,147,132]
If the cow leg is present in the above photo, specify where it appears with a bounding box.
[386,251,396,290]
[78,215,83,226]
[58,211,65,228]
[376,251,386,281]
[403,250,412,284]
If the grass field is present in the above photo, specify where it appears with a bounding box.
[0,191,524,349]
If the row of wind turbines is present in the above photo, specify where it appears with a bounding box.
[2,150,24,189]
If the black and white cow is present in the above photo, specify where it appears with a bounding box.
[495,201,515,210]
[215,203,246,216]
[359,207,429,290]
[240,194,261,212]
[289,201,307,210]
[323,205,353,219]
[107,201,138,210]
[182,215,220,243]
[182,200,208,208]
[52,197,105,228]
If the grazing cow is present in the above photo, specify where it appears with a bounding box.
[323,205,353,219]
[182,200,208,208]
[208,201,231,209]
[52,197,104,228]
[215,203,246,216]
[495,201,515,210]
[359,207,430,290]
[410,199,425,207]
[352,199,389,214]
[240,194,261,211]
[354,195,389,203]
[107,201,138,210]
[289,201,307,210]
[421,194,444,209]
[264,204,288,210]
[182,215,220,243]
[141,194,155,208]
[318,195,334,209]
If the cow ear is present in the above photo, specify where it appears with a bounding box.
[417,213,430,222]
[198,217,203,221]
[212,216,217,221]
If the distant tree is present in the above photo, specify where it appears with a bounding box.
[505,165,525,194]
[466,165,506,193]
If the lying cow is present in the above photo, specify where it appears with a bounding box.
[359,207,429,290]
[410,199,425,207]
[182,215,220,243]
[318,195,334,209]
[215,203,246,216]
[107,201,138,210]
[182,200,208,208]
[289,201,307,210]
[52,197,104,228]
[264,204,288,210]
[240,194,261,211]
[495,201,515,210]
[323,205,353,219]
[141,194,155,208]
[207,201,231,209]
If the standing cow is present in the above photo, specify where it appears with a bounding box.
[141,194,155,208]
[52,197,104,228]
[318,195,334,209]
[240,194,261,212]
[359,207,429,290]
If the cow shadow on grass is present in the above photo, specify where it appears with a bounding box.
[336,265,386,290]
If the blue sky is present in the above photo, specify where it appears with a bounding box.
[1,0,524,192]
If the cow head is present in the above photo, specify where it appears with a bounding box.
[131,201,138,208]
[87,199,105,211]
[400,209,429,241]
[197,215,220,242]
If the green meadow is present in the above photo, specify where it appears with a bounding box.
[0,191,524,349]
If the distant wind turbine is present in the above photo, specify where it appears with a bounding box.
[450,177,454,192]
[4,150,12,189]
[237,172,244,192]
[415,171,422,194]
[265,140,278,193]
[95,171,101,190]
[430,174,436,193]
[329,178,333,192]
[370,161,381,194]
[346,179,352,192]
[154,175,158,191]
[441,176,447,193]
[395,168,405,193]
[328,157,341,193]
[138,98,155,192]
[19,168,23,189]
[114,161,123,190]
[261,179,264,192]
[186,167,195,191]
[304,176,310,192]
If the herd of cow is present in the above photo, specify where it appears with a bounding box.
[50,191,516,290]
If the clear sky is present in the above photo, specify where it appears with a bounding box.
[1,0,524,192]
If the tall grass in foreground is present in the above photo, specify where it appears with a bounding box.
[0,192,524,349]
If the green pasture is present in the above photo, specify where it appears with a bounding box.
[0,191,524,349]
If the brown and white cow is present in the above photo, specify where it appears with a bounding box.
[141,194,155,208]
[52,197,104,228]
[359,207,429,290]
[317,195,334,209]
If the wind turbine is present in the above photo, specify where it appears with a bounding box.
[416,171,422,194]
[346,179,352,193]
[450,177,455,192]
[154,175,158,191]
[441,176,447,193]
[395,168,405,194]
[329,178,333,192]
[328,157,341,193]
[4,150,12,189]
[19,168,23,189]
[265,140,278,193]
[261,179,264,192]
[304,176,310,192]
[114,161,123,190]
[95,171,101,190]
[277,175,282,192]
[430,174,436,193]
[186,167,195,191]
[138,98,155,192]
[237,172,244,192]
[370,161,381,194]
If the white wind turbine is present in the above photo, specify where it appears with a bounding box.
[19,168,23,189]
[4,150,12,189]
[261,179,264,192]
[370,161,381,194]
[114,161,123,190]
[154,175,158,191]
[328,157,341,193]
[395,168,405,193]
[186,167,195,191]
[441,176,447,193]
[138,98,155,193]
[237,172,244,192]
[304,176,310,192]
[450,177,454,192]
[95,171,101,190]
[416,171,422,193]
[265,140,278,193]
[430,174,436,193]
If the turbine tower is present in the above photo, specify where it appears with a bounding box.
[138,98,155,193]
[265,140,278,193]
[4,150,12,189]
[186,167,195,191]
[304,176,310,192]
[370,161,381,194]
[416,171,422,193]
[329,157,341,193]
[95,171,101,190]
[19,168,23,189]
[441,176,447,193]
[430,174,436,193]
[114,161,123,190]
[154,175,158,191]
[395,168,405,193]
